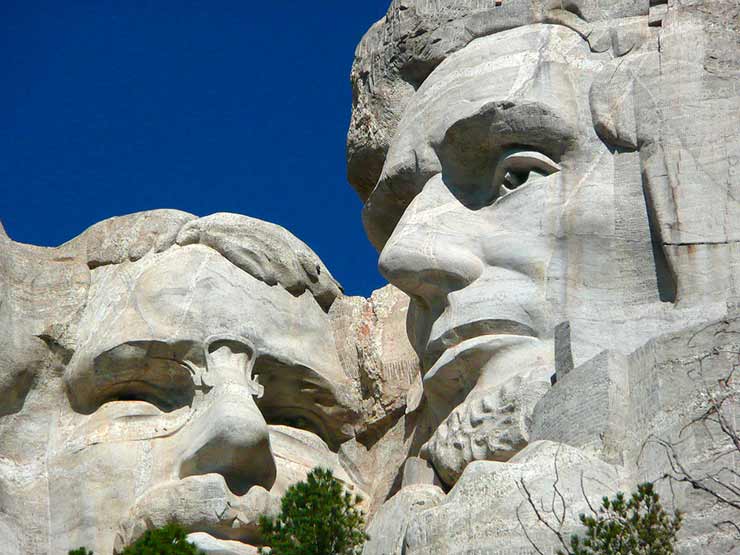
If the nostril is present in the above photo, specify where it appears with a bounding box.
[417,268,478,297]
[179,430,276,496]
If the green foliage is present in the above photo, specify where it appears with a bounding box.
[562,483,683,555]
[120,523,204,555]
[258,467,369,555]
[69,524,204,555]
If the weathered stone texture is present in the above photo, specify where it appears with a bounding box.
[351,1,740,554]
[2,1,740,554]
[0,212,406,554]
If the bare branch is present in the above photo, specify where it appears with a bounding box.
[551,443,568,528]
[715,519,740,538]
[580,471,597,515]
[515,499,548,555]
[652,427,740,511]
[641,344,739,538]
[517,477,574,555]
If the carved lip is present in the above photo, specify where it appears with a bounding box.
[423,318,537,370]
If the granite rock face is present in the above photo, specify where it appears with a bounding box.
[0,212,417,555]
[3,1,740,553]
[329,285,427,515]
[349,1,740,553]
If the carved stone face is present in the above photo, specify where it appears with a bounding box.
[346,3,740,552]
[350,0,740,496]
[0,217,364,555]
[362,21,729,485]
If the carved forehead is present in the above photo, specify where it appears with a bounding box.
[393,24,595,146]
[134,246,316,336]
[55,210,347,393]
[418,23,593,87]
[346,0,654,200]
[76,245,337,365]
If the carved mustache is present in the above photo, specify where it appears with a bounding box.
[113,474,280,553]
[424,318,538,371]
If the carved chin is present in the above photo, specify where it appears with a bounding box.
[420,368,552,487]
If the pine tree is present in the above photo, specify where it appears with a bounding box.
[69,523,204,555]
[563,483,683,555]
[121,523,204,555]
[258,467,368,555]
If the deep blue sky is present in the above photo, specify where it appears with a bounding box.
[1,1,390,296]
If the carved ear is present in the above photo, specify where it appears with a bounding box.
[589,63,638,150]
[590,50,662,151]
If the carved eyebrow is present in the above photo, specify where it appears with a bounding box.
[435,100,575,189]
[437,100,576,162]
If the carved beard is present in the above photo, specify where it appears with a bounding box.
[420,366,552,487]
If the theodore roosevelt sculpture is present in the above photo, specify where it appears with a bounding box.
[348,1,740,554]
[0,211,405,555]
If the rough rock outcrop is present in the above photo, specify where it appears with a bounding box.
[330,285,425,515]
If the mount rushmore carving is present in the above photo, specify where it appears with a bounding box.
[1,1,739,554]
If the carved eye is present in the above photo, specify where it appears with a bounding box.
[86,341,198,414]
[493,150,561,197]
[264,410,328,440]
[252,357,351,451]
[98,362,196,413]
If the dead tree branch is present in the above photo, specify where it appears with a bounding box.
[649,347,739,537]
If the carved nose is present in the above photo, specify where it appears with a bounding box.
[178,340,276,495]
[178,385,276,495]
[378,175,483,305]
